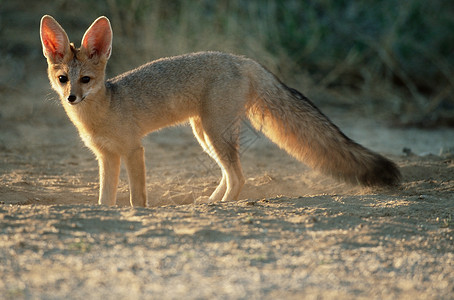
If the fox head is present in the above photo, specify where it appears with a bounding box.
[40,15,112,105]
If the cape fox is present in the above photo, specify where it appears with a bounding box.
[40,15,400,207]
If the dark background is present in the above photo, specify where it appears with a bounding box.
[1,0,453,127]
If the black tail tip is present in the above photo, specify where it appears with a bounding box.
[358,156,401,187]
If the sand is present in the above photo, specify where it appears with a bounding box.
[0,86,453,299]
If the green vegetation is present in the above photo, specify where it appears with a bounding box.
[1,0,453,126]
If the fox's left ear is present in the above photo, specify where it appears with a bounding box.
[81,16,112,60]
[40,15,71,63]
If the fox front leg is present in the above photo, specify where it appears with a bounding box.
[124,146,147,207]
[97,151,121,206]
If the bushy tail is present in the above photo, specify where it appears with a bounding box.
[246,66,401,187]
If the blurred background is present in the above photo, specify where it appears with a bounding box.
[1,0,453,127]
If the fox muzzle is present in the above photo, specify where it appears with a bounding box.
[67,94,84,105]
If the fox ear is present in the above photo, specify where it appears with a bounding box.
[40,15,70,62]
[81,16,112,60]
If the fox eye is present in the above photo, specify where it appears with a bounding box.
[58,75,68,84]
[81,76,91,83]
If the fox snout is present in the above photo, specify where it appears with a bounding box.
[67,94,77,103]
[59,76,89,105]
[67,93,85,105]
[62,86,84,105]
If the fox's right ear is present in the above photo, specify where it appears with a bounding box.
[40,15,70,63]
[81,16,112,61]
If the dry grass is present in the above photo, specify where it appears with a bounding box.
[1,0,453,126]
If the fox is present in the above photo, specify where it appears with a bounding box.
[40,15,400,207]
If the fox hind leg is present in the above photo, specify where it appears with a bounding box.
[190,117,227,202]
[195,115,245,202]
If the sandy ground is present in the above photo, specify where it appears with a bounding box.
[0,85,453,299]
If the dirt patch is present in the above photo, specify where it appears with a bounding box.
[0,90,453,299]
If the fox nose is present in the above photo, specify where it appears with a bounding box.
[67,95,77,103]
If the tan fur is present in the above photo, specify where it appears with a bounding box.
[40,15,400,207]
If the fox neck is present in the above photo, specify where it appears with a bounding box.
[61,83,110,138]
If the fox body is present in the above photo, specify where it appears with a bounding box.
[40,15,400,207]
